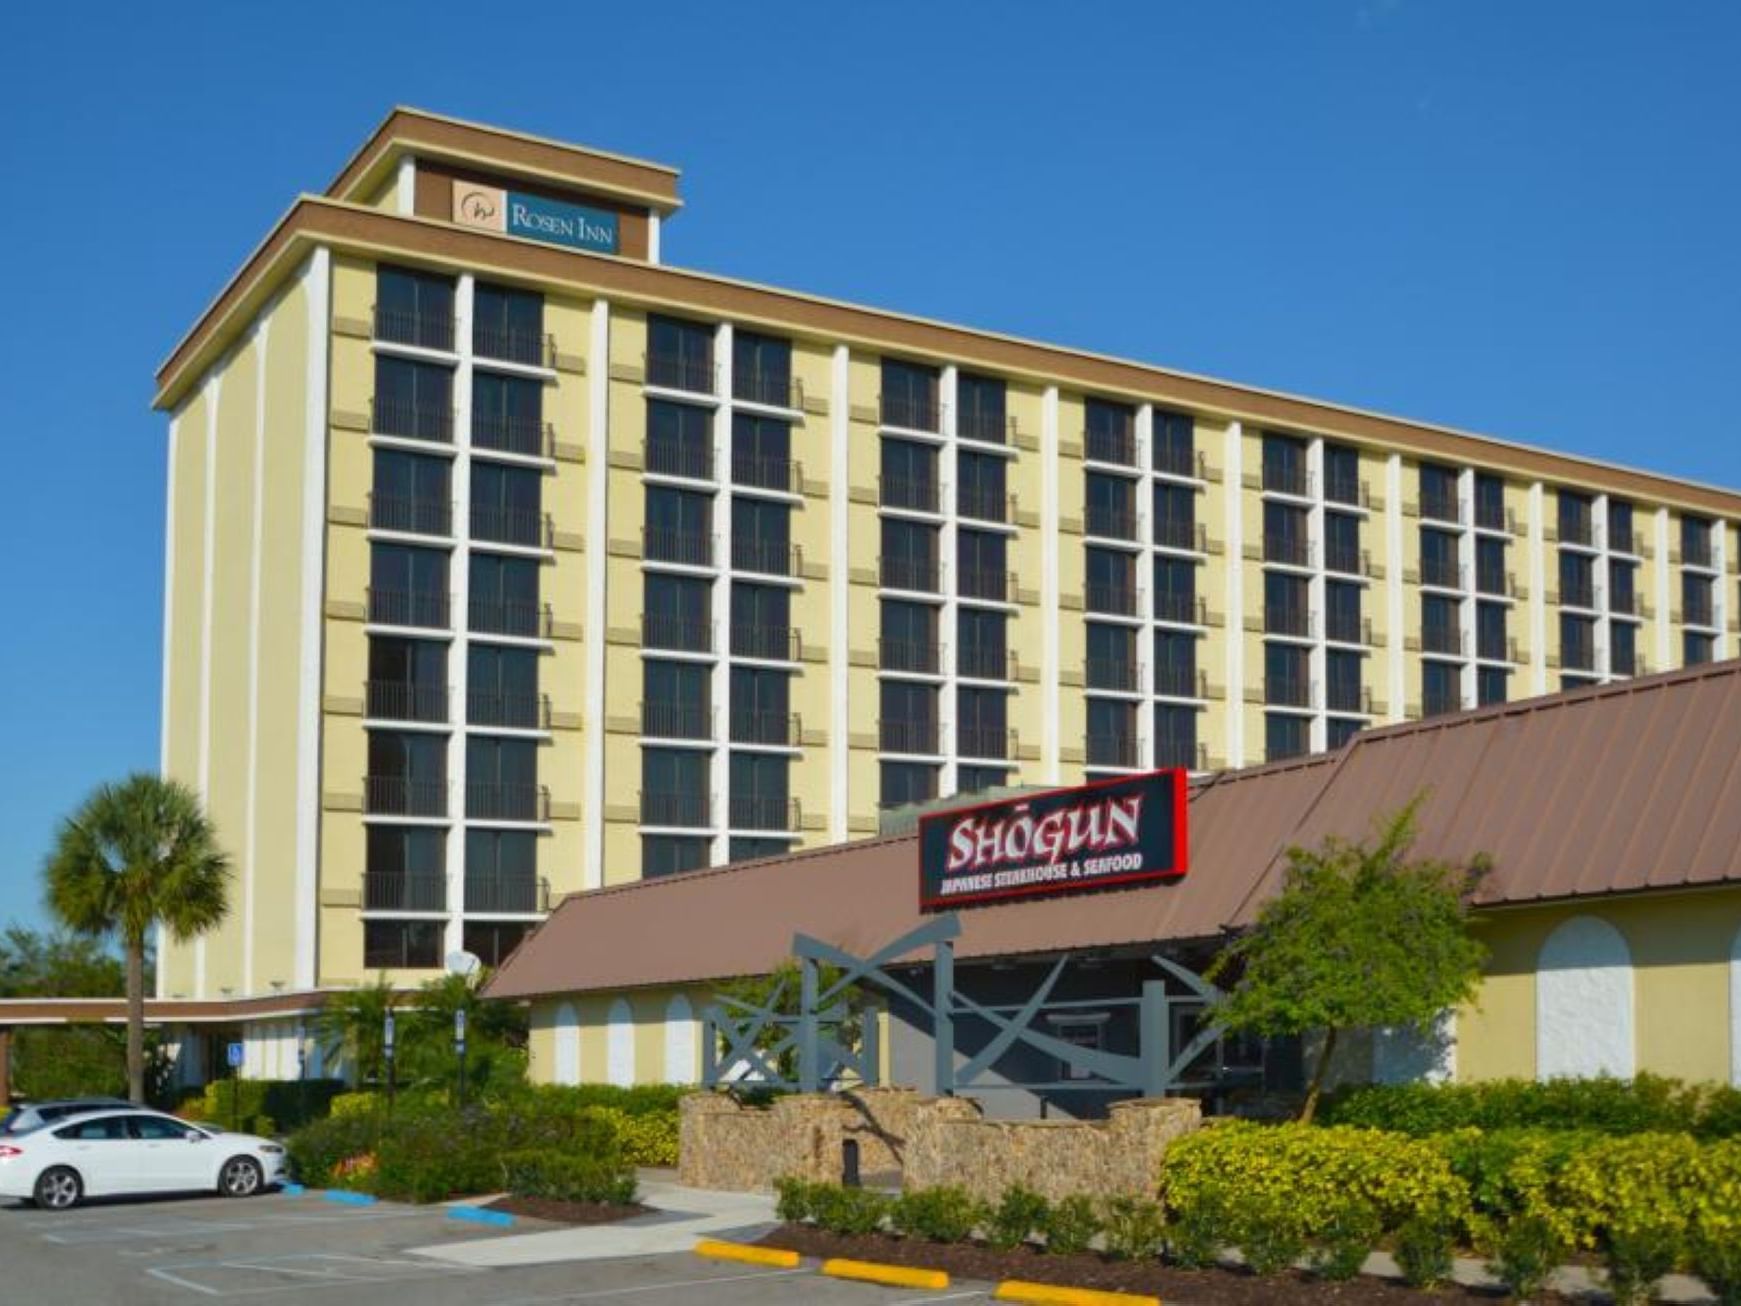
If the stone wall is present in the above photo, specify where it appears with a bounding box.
[678,1089,1200,1200]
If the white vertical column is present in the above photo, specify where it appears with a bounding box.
[395,154,416,216]
[937,366,959,795]
[196,363,225,999]
[1593,493,1612,681]
[1306,438,1327,750]
[647,215,662,265]
[582,299,611,890]
[828,346,850,839]
[1457,467,1477,708]
[1716,522,1733,661]
[1528,482,1548,696]
[157,407,182,999]
[1041,386,1061,782]
[243,315,271,995]
[1223,423,1246,765]
[1135,406,1156,765]
[1653,508,1672,674]
[710,323,735,863]
[445,274,475,960]
[1384,454,1404,723]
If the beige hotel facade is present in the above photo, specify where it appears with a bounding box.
[149,109,1741,1071]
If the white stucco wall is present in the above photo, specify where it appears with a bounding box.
[1537,915,1635,1079]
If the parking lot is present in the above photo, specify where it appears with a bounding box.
[0,1190,998,1304]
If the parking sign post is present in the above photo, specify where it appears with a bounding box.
[383,1011,396,1119]
[453,1009,467,1108]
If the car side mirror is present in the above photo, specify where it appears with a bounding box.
[185,1130,205,1142]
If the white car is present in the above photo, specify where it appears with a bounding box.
[0,1108,287,1210]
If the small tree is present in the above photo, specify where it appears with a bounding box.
[715,958,864,1086]
[1207,798,1488,1123]
[399,971,527,1098]
[44,775,230,1103]
[314,976,400,1087]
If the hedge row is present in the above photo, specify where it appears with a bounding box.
[180,1079,348,1137]
[1321,1075,1741,1139]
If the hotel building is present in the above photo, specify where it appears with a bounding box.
[148,109,1741,1044]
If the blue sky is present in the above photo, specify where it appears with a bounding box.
[0,2,1736,930]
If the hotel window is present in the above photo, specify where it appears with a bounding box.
[1327,717,1363,750]
[732,497,792,576]
[366,730,447,817]
[1085,398,1136,467]
[468,553,541,638]
[464,923,534,969]
[468,644,540,729]
[643,573,711,652]
[1422,594,1460,655]
[1559,551,1595,609]
[643,660,711,740]
[641,748,711,828]
[1266,643,1310,708]
[1085,472,1137,541]
[1264,501,1309,567]
[375,265,456,351]
[1326,650,1364,714]
[958,766,1009,795]
[1558,490,1594,547]
[1611,621,1637,676]
[464,829,538,913]
[365,826,445,912]
[1154,408,1195,478]
[881,358,940,431]
[1561,614,1597,673]
[1608,498,1637,554]
[1265,713,1309,761]
[881,518,940,593]
[1085,547,1136,616]
[1154,557,1198,625]
[1086,698,1138,769]
[1154,705,1199,770]
[957,529,1009,602]
[369,543,449,629]
[957,607,1008,681]
[958,450,1008,523]
[374,355,453,443]
[1326,580,1364,645]
[880,680,939,754]
[882,438,939,513]
[1086,623,1136,692]
[957,687,1009,759]
[1477,666,1510,707]
[1324,443,1360,507]
[1325,511,1362,576]
[1685,631,1716,666]
[367,637,448,724]
[1154,630,1198,698]
[1683,515,1714,568]
[471,371,544,457]
[645,486,713,567]
[957,372,1007,444]
[1609,559,1637,616]
[881,599,939,674]
[465,736,539,821]
[1477,601,1510,663]
[364,921,442,970]
[1262,433,1308,496]
[1476,536,1507,596]
[473,281,544,366]
[1422,661,1461,718]
[373,448,452,537]
[732,583,792,660]
[1420,463,1459,523]
[1154,483,1197,552]
[1421,528,1460,589]
[730,837,792,864]
[646,399,713,480]
[1264,572,1309,638]
[471,461,543,548]
[643,835,711,879]
[1474,473,1507,531]
[732,413,792,493]
[729,752,791,830]
[647,315,715,394]
[733,329,792,407]
[1684,572,1715,627]
[730,667,791,745]
[880,761,939,809]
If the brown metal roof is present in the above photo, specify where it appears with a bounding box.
[487,660,1741,1001]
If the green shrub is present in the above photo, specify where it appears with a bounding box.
[1100,1195,1166,1261]
[1308,1197,1380,1281]
[1393,1215,1455,1288]
[1604,1212,1682,1306]
[890,1186,982,1244]
[285,1110,381,1188]
[586,1106,678,1167]
[1225,1187,1307,1277]
[500,1149,637,1205]
[199,1078,347,1136]
[985,1185,1050,1251]
[774,1176,821,1224]
[1166,1183,1229,1269]
[810,1185,891,1237]
[1688,1215,1741,1306]
[1492,1213,1567,1302]
[1323,1075,1741,1139]
[1043,1194,1101,1256]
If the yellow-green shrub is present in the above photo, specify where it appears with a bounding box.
[588,1106,679,1167]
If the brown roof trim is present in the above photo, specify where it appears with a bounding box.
[325,107,682,214]
[154,199,1741,514]
[0,990,339,1027]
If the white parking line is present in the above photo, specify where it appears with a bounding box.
[487,1267,810,1303]
[144,1251,484,1297]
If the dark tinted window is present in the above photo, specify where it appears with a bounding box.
[55,1115,131,1142]
[364,920,441,968]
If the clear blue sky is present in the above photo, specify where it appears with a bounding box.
[1,2,1736,929]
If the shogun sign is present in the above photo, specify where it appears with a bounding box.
[918,771,1188,911]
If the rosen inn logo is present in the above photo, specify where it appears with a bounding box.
[458,188,499,224]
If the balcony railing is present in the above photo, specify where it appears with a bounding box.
[879,718,940,755]
[471,505,552,549]
[363,871,446,913]
[368,588,451,630]
[643,613,713,654]
[731,536,800,577]
[646,434,713,481]
[1562,643,1596,674]
[471,412,552,459]
[958,724,1013,760]
[1478,633,1519,664]
[729,794,800,832]
[1264,534,1311,568]
[1154,666,1206,699]
[1262,464,1311,497]
[880,392,941,432]
[959,566,1014,604]
[730,709,798,746]
[1476,565,1511,598]
[1422,493,1463,525]
[1560,582,1596,611]
[464,872,548,914]
[958,485,1013,524]
[465,782,550,823]
[1559,516,1594,548]
[880,555,941,593]
[641,790,712,828]
[1267,677,1314,709]
[1325,542,1367,577]
[468,690,550,730]
[1085,426,1136,467]
[365,681,449,724]
[1155,446,1206,481]
[880,474,939,514]
[1086,656,1138,692]
[1156,739,1208,772]
[364,776,448,817]
[474,324,554,368]
[370,493,452,538]
[1608,527,1643,557]
[372,397,453,444]
[468,597,552,640]
[1327,614,1373,647]
[1265,605,1312,638]
[1086,505,1138,541]
[373,304,456,353]
[1327,683,1373,716]
[1154,518,1204,553]
[645,525,714,568]
[957,408,1011,445]
[645,351,718,395]
[732,452,799,494]
[957,644,1013,682]
[1423,623,1467,657]
[1154,593,1206,626]
[1684,535,1715,569]
[642,701,713,740]
[1609,587,1638,617]
[1086,732,1140,769]
[880,637,941,675]
[1686,597,1716,628]
[1422,556,1465,590]
[733,368,801,409]
[732,623,798,661]
[1085,582,1137,617]
[1325,475,1368,509]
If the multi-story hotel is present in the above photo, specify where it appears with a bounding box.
[151,108,1741,1035]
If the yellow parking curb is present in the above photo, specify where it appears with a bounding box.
[993,1281,1161,1306]
[693,1238,801,1268]
[821,1257,950,1290]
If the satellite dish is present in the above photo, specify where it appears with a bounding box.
[445,950,483,978]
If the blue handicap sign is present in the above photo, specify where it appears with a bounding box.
[226,1041,245,1070]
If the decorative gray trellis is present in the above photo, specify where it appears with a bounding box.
[701,911,1227,1097]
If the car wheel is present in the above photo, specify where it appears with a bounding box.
[219,1156,263,1198]
[34,1167,82,1212]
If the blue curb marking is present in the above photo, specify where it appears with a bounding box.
[447,1205,515,1228]
[282,1183,306,1197]
[322,1189,379,1206]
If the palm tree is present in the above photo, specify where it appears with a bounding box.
[313,976,400,1087]
[44,774,230,1103]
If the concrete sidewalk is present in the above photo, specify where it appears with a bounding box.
[412,1174,777,1268]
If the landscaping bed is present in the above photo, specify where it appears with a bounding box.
[483,1194,650,1225]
